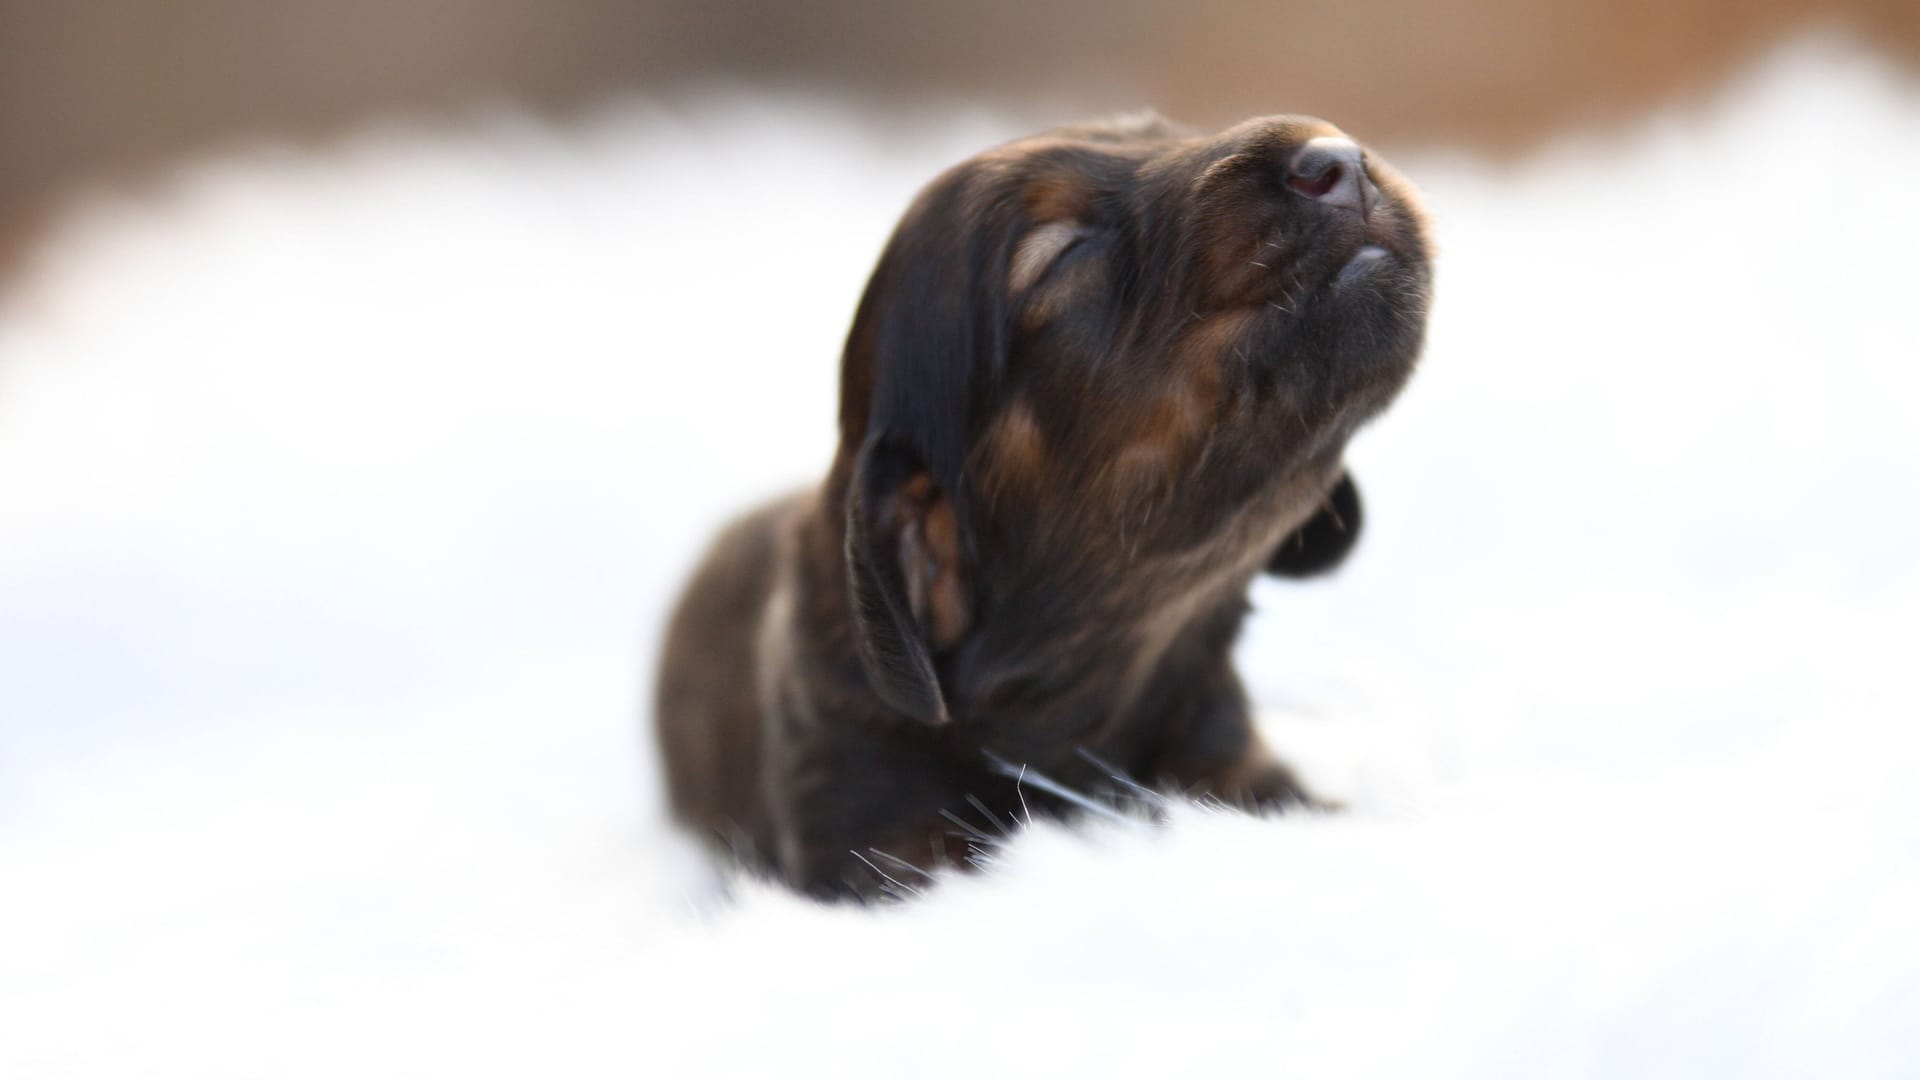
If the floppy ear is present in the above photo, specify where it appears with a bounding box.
[837,172,1014,723]
[846,434,973,725]
[1266,470,1364,578]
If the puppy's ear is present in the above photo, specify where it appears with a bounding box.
[1266,471,1364,579]
[836,170,1013,722]
[837,170,1017,486]
[846,434,973,725]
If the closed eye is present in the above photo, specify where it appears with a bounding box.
[1008,221,1091,294]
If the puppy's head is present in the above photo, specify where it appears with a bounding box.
[838,114,1432,724]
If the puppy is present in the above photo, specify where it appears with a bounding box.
[655,113,1431,898]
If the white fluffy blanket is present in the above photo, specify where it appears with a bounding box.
[3,38,1916,1078]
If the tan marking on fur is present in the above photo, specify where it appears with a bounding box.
[1098,440,1175,507]
[1102,313,1244,481]
[1022,173,1090,222]
[1136,390,1212,452]
[893,474,971,649]
[919,497,970,647]
[898,473,936,504]
[1095,389,1208,507]
[1089,313,1249,508]
[1179,310,1256,381]
[977,400,1047,503]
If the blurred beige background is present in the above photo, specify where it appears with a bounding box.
[3,0,1918,262]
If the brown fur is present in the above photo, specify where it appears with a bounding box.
[654,112,1432,898]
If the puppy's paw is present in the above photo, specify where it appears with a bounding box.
[1199,753,1343,815]
[1265,471,1363,579]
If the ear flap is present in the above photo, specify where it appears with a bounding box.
[1266,470,1364,579]
[846,435,973,725]
[837,174,1016,481]
[836,171,1015,724]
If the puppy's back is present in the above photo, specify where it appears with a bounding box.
[653,492,807,864]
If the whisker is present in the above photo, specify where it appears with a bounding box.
[964,793,1011,835]
[1074,748,1171,806]
[850,850,921,897]
[867,847,937,882]
[939,808,993,842]
[982,752,1132,825]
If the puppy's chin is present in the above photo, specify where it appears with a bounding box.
[1342,284,1426,369]
[1269,253,1428,432]
[1324,226,1429,353]
[1331,244,1390,290]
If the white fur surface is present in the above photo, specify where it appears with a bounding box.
[3,38,1918,1078]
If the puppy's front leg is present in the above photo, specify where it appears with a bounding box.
[776,808,978,901]
[1147,673,1328,812]
[767,728,981,899]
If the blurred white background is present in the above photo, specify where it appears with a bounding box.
[2,27,1918,1080]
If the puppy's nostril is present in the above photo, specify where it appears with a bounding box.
[1286,137,1373,213]
[1287,162,1343,199]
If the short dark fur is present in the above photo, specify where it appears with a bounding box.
[655,113,1432,898]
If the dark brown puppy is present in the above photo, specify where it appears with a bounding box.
[655,113,1432,898]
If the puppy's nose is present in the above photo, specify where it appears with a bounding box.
[1286,137,1377,215]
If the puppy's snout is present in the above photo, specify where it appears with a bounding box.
[1286,137,1377,215]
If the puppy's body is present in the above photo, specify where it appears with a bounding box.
[656,113,1431,897]
[659,475,1319,888]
